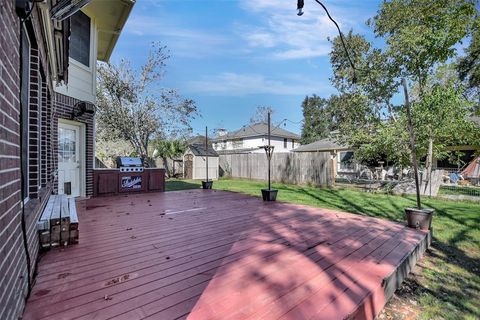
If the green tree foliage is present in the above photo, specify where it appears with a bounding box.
[329,31,399,120]
[153,139,186,177]
[96,43,197,166]
[457,17,480,110]
[369,0,476,95]
[300,95,337,144]
[327,0,478,168]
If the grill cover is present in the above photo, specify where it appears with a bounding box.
[116,157,143,168]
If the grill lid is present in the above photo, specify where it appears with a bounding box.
[116,157,143,168]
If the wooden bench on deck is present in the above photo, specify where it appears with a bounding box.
[37,194,79,248]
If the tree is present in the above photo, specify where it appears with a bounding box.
[152,139,186,177]
[329,30,399,121]
[370,0,476,95]
[457,17,480,111]
[300,95,337,144]
[96,43,197,166]
[249,106,274,124]
[330,0,476,156]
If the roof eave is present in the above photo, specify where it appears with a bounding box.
[83,0,135,62]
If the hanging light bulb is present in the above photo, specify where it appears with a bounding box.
[297,0,305,16]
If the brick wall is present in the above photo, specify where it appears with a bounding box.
[0,1,29,319]
[53,93,95,196]
[0,2,94,319]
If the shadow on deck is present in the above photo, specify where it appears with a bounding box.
[23,189,429,320]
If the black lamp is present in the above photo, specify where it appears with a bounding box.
[297,0,305,16]
[71,101,95,119]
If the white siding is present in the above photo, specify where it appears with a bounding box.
[213,136,300,153]
[55,16,97,103]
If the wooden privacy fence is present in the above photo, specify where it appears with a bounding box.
[219,152,334,187]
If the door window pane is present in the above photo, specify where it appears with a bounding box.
[59,128,77,162]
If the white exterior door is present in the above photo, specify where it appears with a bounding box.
[58,122,81,197]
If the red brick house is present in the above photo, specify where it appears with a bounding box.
[0,1,133,319]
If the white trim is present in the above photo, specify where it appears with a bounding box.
[38,3,58,82]
[58,119,87,197]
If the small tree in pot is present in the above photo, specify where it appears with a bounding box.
[401,79,434,230]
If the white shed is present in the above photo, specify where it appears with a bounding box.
[183,144,219,180]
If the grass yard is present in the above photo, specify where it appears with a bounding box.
[166,178,480,320]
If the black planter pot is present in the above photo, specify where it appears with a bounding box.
[202,180,213,189]
[261,189,278,201]
[405,207,434,230]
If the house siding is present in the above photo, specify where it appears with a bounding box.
[214,136,300,154]
[0,3,94,319]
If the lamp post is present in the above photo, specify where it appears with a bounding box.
[202,126,213,189]
[261,111,278,201]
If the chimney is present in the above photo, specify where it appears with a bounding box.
[215,128,228,137]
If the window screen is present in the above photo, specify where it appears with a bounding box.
[70,11,91,66]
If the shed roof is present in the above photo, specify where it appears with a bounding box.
[187,144,219,157]
[293,137,349,152]
[213,123,300,141]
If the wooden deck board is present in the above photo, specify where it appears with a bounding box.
[23,189,428,320]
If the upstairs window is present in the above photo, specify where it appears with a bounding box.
[70,11,91,67]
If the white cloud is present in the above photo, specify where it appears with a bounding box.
[186,72,329,96]
[123,15,231,58]
[238,0,366,60]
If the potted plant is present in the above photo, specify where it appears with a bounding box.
[261,111,278,201]
[202,126,213,190]
[402,79,434,230]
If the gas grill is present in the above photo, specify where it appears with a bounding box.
[116,156,144,172]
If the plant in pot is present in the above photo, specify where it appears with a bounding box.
[202,126,213,190]
[261,111,278,201]
[402,79,434,230]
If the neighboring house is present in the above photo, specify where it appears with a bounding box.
[183,143,219,180]
[212,123,300,154]
[293,137,357,179]
[0,1,133,319]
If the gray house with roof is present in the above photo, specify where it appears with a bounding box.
[212,123,300,154]
[293,136,357,179]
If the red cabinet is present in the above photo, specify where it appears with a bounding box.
[93,169,165,197]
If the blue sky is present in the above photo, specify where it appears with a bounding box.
[111,0,382,136]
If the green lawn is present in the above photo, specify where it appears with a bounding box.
[166,178,480,319]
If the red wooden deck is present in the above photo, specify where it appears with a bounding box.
[23,190,429,320]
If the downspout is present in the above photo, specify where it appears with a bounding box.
[19,15,32,298]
